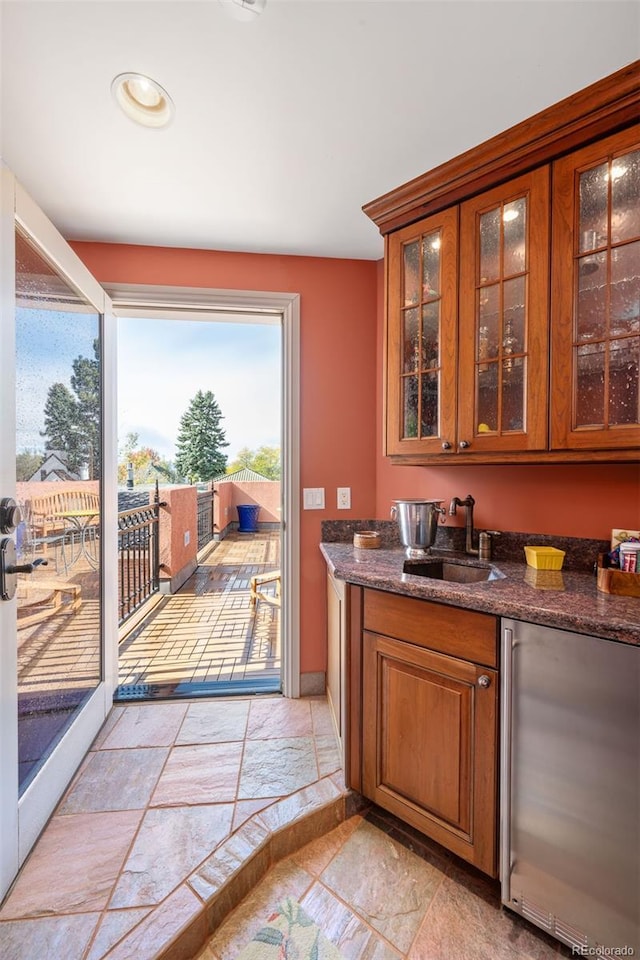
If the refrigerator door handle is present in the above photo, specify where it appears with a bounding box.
[500,624,514,899]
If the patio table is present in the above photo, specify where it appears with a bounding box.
[51,509,100,569]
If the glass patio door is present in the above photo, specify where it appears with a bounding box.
[0,167,116,901]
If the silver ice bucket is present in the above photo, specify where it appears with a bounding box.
[391,499,445,558]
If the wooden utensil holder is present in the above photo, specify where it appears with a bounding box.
[596,554,640,597]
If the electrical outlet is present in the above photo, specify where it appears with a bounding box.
[184,530,190,546]
[337,487,351,509]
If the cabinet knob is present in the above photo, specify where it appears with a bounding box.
[477,674,491,688]
[458,440,471,450]
[441,441,451,451]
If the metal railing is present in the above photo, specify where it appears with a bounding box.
[197,490,215,551]
[117,496,161,625]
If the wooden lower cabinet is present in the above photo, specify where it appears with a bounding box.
[362,626,498,876]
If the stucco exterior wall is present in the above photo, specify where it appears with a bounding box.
[158,486,198,593]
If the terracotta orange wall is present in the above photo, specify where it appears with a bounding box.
[72,242,379,675]
[374,260,640,539]
[227,481,281,523]
[158,485,198,582]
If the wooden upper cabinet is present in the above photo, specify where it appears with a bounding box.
[459,168,550,454]
[386,207,458,456]
[369,61,640,464]
[551,125,640,451]
[385,170,550,460]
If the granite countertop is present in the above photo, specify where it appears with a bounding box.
[320,541,640,646]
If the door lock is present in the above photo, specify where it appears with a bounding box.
[0,498,22,534]
[0,537,47,601]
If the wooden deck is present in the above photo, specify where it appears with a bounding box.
[117,531,281,689]
[16,531,280,697]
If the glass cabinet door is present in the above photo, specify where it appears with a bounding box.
[551,125,640,450]
[386,207,458,456]
[458,168,550,453]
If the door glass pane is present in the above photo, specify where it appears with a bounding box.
[576,342,605,427]
[609,337,639,426]
[503,198,527,276]
[577,252,607,340]
[611,149,640,244]
[403,241,420,307]
[479,208,500,283]
[579,163,609,249]
[611,242,640,337]
[421,302,440,370]
[402,376,418,438]
[421,372,439,437]
[503,276,525,354]
[502,356,525,432]
[15,228,102,794]
[478,285,499,360]
[477,362,498,432]
[422,231,440,299]
[403,308,419,372]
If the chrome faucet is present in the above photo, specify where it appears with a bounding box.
[449,494,479,556]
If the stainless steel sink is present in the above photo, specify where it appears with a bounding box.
[402,558,505,583]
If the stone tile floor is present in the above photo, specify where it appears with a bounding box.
[0,696,344,960]
[198,808,571,960]
[1,695,570,960]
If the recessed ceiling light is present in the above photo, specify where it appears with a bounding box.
[218,0,267,22]
[111,73,174,128]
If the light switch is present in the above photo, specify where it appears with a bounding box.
[303,488,325,510]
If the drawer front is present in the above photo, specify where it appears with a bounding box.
[363,588,498,667]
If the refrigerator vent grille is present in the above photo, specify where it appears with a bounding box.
[554,918,588,950]
[521,898,553,930]
[520,898,588,950]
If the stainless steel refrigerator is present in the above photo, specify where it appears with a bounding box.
[501,619,639,953]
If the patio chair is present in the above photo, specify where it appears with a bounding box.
[17,578,82,629]
[249,569,281,608]
[17,501,68,575]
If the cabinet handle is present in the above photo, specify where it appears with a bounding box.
[459,440,471,450]
[441,441,451,450]
[477,674,491,688]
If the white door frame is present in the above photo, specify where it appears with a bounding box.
[0,165,116,899]
[105,283,301,698]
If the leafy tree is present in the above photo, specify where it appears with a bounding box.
[175,390,229,483]
[16,449,44,482]
[228,446,253,471]
[117,433,178,485]
[227,445,281,480]
[41,339,100,478]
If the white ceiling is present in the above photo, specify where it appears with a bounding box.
[1,1,638,260]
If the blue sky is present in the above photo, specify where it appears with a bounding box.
[117,316,281,463]
[16,307,99,453]
[16,309,281,464]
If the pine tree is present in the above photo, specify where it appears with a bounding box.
[41,339,101,478]
[42,382,83,473]
[71,339,100,476]
[175,390,229,482]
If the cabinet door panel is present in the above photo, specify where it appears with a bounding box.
[378,646,472,831]
[458,167,550,453]
[551,125,640,450]
[386,208,458,455]
[363,631,498,876]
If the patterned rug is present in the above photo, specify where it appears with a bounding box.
[236,897,346,960]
